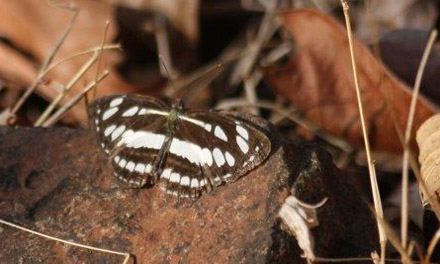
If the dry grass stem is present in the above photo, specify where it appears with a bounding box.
[401,29,438,249]
[41,44,121,77]
[373,210,414,264]
[217,99,353,152]
[243,70,262,115]
[34,51,100,126]
[0,218,131,264]
[9,9,79,119]
[230,0,279,85]
[42,70,109,127]
[340,1,386,262]
[424,227,440,264]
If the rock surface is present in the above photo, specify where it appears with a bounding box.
[0,127,378,263]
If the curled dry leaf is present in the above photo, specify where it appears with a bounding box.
[278,195,327,261]
[263,9,438,154]
[0,0,140,125]
[416,114,440,206]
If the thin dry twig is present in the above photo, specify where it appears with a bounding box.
[9,9,79,120]
[424,227,440,264]
[0,218,131,264]
[340,1,386,263]
[42,70,110,127]
[373,209,414,264]
[216,99,354,152]
[243,70,262,115]
[34,51,100,126]
[42,44,121,77]
[230,0,280,85]
[401,29,438,249]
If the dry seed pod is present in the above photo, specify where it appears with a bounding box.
[416,114,440,205]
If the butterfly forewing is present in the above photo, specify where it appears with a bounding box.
[91,94,271,198]
[91,95,170,185]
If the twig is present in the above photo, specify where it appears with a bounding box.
[0,218,131,264]
[34,51,100,126]
[243,70,262,115]
[216,99,354,153]
[401,29,438,249]
[41,44,120,77]
[424,227,440,264]
[42,70,109,127]
[230,0,279,85]
[9,9,79,120]
[340,1,386,263]
[373,209,414,264]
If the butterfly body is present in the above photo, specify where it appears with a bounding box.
[90,94,271,199]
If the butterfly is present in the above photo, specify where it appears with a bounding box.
[90,94,271,199]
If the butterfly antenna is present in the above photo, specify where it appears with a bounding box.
[158,53,178,93]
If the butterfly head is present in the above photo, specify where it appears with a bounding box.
[171,98,185,111]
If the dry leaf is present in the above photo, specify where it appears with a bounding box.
[0,0,141,125]
[278,195,327,262]
[416,114,440,206]
[264,8,438,154]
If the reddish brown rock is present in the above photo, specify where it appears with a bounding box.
[0,126,377,263]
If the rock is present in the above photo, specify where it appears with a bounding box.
[0,127,378,263]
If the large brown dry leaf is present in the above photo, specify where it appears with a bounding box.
[264,8,438,154]
[0,0,140,125]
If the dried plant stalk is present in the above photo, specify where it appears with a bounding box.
[0,218,131,264]
[340,1,386,263]
[401,30,437,249]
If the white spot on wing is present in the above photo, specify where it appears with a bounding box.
[214,126,228,141]
[170,172,180,183]
[201,148,213,166]
[104,125,117,136]
[236,136,249,154]
[225,151,235,166]
[111,125,126,141]
[118,159,127,168]
[236,125,249,140]
[122,106,139,117]
[181,176,190,186]
[191,178,199,188]
[138,108,147,115]
[145,164,152,174]
[224,173,232,179]
[119,131,166,150]
[110,97,124,107]
[126,161,135,172]
[135,163,145,173]
[169,138,202,164]
[103,107,118,120]
[204,124,212,132]
[114,156,120,163]
[213,148,225,167]
[199,179,207,187]
[161,168,171,179]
